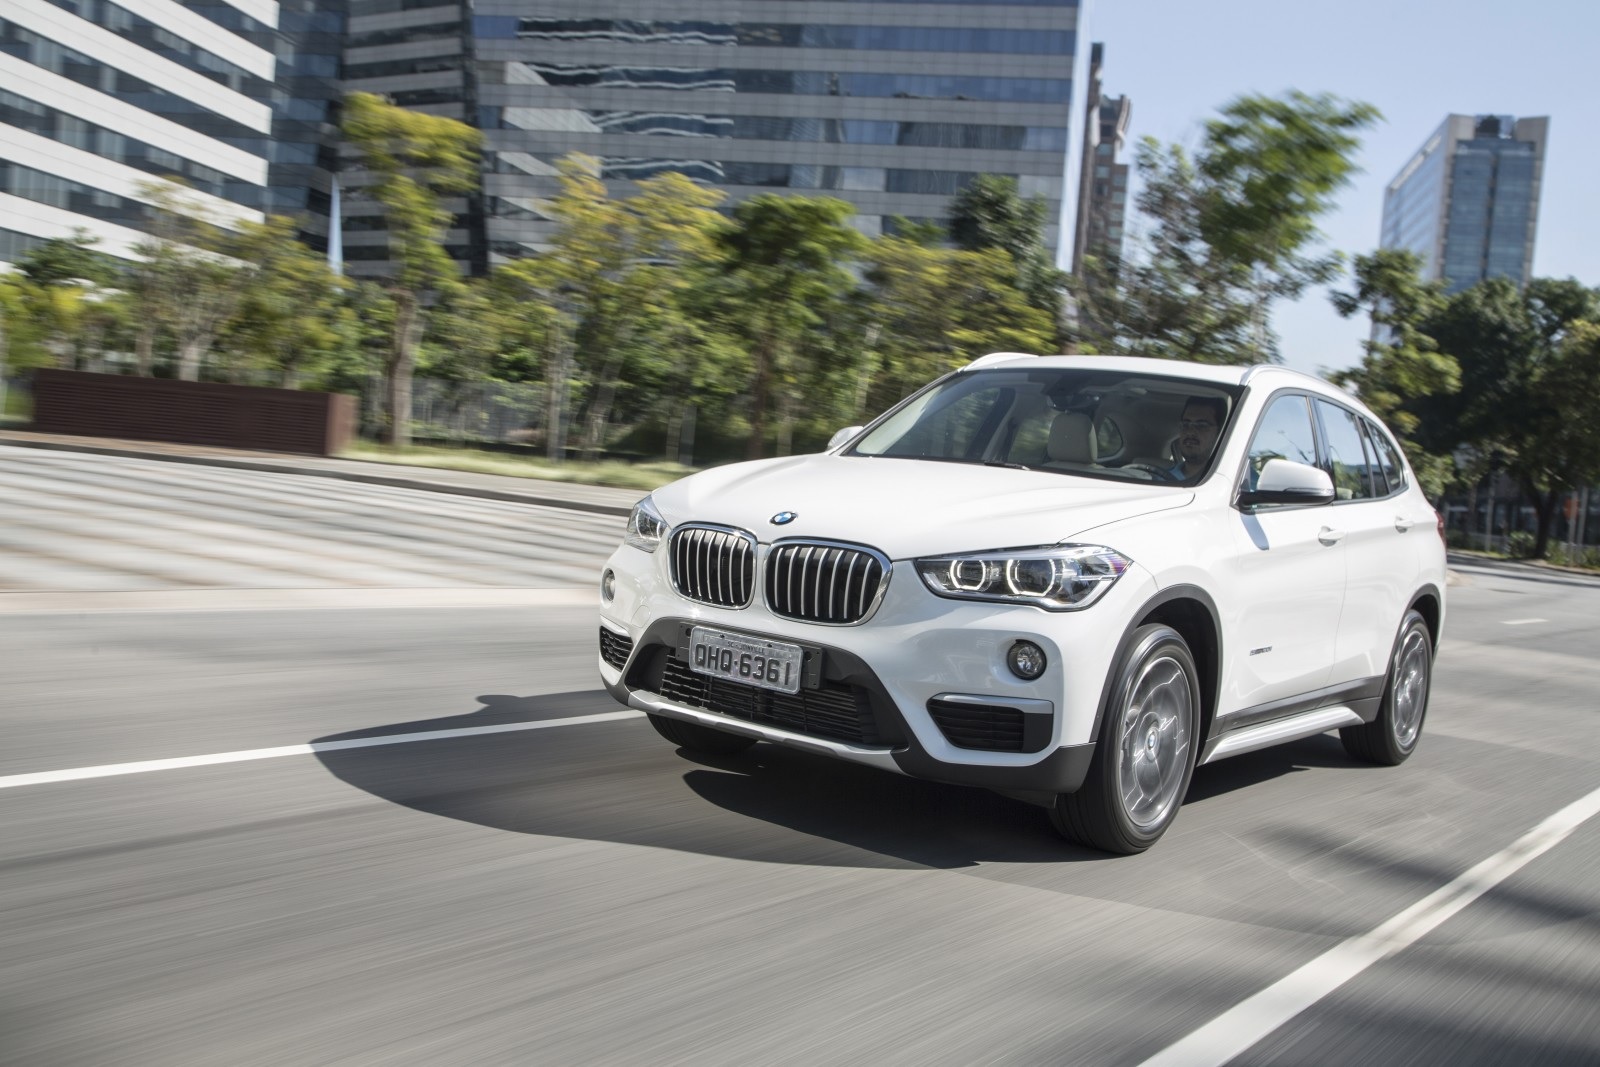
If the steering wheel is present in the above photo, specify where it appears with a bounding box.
[1122,463,1178,482]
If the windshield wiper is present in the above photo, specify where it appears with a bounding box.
[984,460,1037,471]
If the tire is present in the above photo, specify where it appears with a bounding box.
[1051,624,1201,854]
[647,713,757,756]
[1340,609,1432,766]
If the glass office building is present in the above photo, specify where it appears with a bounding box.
[341,0,1083,275]
[0,0,343,265]
[1380,114,1548,293]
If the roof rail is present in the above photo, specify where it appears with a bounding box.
[962,351,1039,371]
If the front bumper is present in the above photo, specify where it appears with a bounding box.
[598,542,1156,795]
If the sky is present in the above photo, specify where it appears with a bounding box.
[1081,0,1600,378]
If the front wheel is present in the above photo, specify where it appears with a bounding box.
[1340,609,1432,765]
[647,713,757,756]
[1051,624,1200,854]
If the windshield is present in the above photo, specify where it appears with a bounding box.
[848,367,1243,486]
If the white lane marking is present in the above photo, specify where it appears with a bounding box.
[0,711,643,790]
[0,587,597,614]
[1502,618,1547,626]
[1135,782,1600,1067]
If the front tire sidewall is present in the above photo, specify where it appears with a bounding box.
[1056,625,1201,854]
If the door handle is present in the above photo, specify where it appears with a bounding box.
[1394,517,1415,532]
[1318,527,1346,546]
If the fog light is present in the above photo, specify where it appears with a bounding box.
[1006,640,1047,680]
[601,569,616,602]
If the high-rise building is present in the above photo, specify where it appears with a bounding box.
[340,0,1085,277]
[1380,114,1548,293]
[0,0,273,264]
[0,0,344,266]
[268,0,347,255]
[1070,41,1128,275]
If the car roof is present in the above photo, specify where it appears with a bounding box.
[963,353,1341,393]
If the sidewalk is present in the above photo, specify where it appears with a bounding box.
[0,430,643,517]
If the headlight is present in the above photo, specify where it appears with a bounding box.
[915,544,1131,611]
[624,495,668,553]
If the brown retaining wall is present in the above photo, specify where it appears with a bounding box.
[30,370,356,456]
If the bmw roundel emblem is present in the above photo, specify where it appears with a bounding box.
[770,511,798,525]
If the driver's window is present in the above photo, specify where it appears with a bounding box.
[1245,395,1318,487]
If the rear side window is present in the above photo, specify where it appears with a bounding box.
[1315,400,1377,501]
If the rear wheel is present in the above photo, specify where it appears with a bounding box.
[1340,609,1432,765]
[647,713,757,756]
[1051,624,1200,854]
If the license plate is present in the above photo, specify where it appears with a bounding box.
[688,626,803,695]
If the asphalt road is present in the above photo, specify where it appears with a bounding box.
[2,466,1599,1064]
[0,445,625,593]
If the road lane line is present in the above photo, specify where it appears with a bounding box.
[0,587,597,613]
[1502,618,1547,625]
[1135,782,1600,1067]
[0,711,643,790]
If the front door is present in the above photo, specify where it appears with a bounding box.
[1217,393,1346,715]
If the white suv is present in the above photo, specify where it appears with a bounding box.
[598,355,1446,853]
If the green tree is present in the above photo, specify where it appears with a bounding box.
[718,194,865,458]
[341,91,482,446]
[484,258,568,456]
[11,231,117,371]
[0,271,49,422]
[1421,277,1600,556]
[511,156,729,460]
[227,215,349,387]
[949,175,1067,337]
[1072,91,1379,363]
[862,236,1055,411]
[1329,248,1460,498]
[13,231,116,288]
[125,181,254,381]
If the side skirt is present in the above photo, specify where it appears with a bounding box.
[1200,706,1364,764]
[1199,675,1385,765]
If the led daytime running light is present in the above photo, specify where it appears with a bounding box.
[916,545,1132,611]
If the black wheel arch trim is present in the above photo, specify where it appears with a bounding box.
[1407,583,1445,656]
[1088,584,1222,747]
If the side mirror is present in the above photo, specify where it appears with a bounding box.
[827,425,865,451]
[1237,458,1335,509]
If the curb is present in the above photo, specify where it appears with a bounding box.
[0,436,637,518]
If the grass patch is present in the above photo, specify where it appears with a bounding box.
[2,386,30,424]
[1450,545,1600,573]
[339,440,693,492]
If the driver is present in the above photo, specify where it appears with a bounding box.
[1166,397,1225,481]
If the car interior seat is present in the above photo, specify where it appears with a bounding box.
[1046,411,1098,469]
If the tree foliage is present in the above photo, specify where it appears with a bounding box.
[227,215,349,387]
[862,237,1055,411]
[341,91,482,446]
[1072,91,1379,363]
[716,195,866,458]
[1415,277,1600,556]
[125,181,255,381]
[552,158,727,459]
[1329,249,1460,498]
[7,231,119,373]
[949,175,1066,340]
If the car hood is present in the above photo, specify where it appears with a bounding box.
[651,454,1193,559]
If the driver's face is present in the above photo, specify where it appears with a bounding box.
[1177,404,1221,461]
